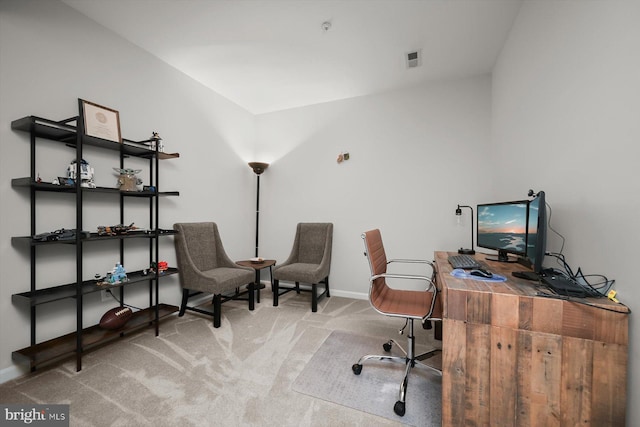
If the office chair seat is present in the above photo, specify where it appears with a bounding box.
[372,287,435,319]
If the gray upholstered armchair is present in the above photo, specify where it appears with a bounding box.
[272,222,333,312]
[173,222,255,328]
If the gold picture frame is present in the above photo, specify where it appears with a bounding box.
[80,99,122,143]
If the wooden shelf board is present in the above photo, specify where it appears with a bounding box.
[12,304,178,370]
[11,177,179,197]
[11,116,179,160]
[12,231,178,247]
[12,268,179,306]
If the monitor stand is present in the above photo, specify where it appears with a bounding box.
[485,249,518,263]
[512,271,540,281]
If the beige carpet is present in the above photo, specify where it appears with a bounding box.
[0,291,442,426]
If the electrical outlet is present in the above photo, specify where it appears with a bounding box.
[101,289,112,302]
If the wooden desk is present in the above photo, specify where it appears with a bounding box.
[434,251,629,426]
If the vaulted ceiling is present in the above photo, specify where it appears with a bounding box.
[62,0,522,114]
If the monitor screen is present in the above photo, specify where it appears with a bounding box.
[477,200,529,262]
[526,191,547,273]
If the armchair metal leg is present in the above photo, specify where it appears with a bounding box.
[248,283,255,311]
[273,279,279,306]
[213,294,222,328]
[273,277,330,312]
[179,289,189,316]
[312,283,318,312]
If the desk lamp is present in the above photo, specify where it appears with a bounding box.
[455,204,475,255]
[249,162,269,257]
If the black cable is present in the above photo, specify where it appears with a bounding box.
[106,289,142,311]
[542,201,617,299]
[546,201,565,255]
[535,291,630,314]
[543,253,612,298]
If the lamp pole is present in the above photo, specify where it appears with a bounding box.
[255,174,261,257]
[248,162,269,257]
[456,204,475,255]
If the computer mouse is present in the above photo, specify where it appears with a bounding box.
[470,268,493,278]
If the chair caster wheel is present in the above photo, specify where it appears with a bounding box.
[394,400,405,416]
[383,342,392,352]
[352,364,362,375]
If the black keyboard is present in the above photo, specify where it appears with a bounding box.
[448,254,481,269]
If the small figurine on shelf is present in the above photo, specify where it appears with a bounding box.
[97,223,139,236]
[149,261,168,274]
[157,261,168,273]
[148,131,164,152]
[68,159,96,188]
[113,168,142,191]
[106,263,128,284]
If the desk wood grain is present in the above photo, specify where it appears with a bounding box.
[435,251,629,427]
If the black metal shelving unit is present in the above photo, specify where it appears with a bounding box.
[10,104,180,372]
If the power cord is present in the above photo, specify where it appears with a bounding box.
[544,252,617,298]
[544,201,615,298]
[104,289,142,311]
[546,201,565,254]
[541,200,627,312]
[535,291,630,314]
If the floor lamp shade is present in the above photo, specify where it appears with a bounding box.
[249,162,269,175]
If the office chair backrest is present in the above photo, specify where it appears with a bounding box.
[174,222,220,271]
[362,229,387,275]
[362,229,390,305]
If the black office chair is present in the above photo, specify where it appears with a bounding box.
[352,229,442,417]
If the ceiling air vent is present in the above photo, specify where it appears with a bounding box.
[406,50,422,69]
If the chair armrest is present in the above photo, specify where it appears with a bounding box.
[387,259,436,279]
[388,258,435,267]
[371,273,436,292]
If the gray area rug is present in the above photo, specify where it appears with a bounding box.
[292,330,442,427]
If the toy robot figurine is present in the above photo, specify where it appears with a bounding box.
[149,131,164,152]
[68,159,96,188]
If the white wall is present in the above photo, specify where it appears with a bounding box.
[0,0,256,381]
[255,76,492,298]
[492,1,640,421]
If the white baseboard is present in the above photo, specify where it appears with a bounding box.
[328,289,368,300]
[0,364,28,385]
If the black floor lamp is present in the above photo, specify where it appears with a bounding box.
[249,162,269,257]
[455,204,475,255]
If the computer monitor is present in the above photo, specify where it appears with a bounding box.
[525,191,547,274]
[477,200,529,262]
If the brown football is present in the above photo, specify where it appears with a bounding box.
[99,306,133,330]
